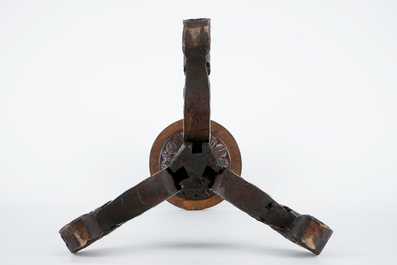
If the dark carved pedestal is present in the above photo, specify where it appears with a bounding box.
[59,18,333,256]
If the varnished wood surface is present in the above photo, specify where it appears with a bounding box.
[59,169,178,253]
[183,18,211,143]
[211,169,333,255]
[60,18,332,256]
[149,119,242,210]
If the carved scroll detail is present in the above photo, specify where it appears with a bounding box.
[160,131,231,200]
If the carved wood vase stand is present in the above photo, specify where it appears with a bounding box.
[59,18,333,255]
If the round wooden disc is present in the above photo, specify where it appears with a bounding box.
[149,119,242,210]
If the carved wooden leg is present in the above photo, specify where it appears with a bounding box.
[211,169,333,255]
[59,169,179,253]
[183,18,211,143]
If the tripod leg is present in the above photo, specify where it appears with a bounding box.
[210,169,332,255]
[183,18,211,143]
[59,169,179,253]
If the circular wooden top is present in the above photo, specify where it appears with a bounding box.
[149,119,242,210]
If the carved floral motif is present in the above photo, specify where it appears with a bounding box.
[159,131,231,200]
[160,131,230,170]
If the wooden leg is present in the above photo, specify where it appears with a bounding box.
[211,169,333,255]
[183,18,211,143]
[59,169,179,253]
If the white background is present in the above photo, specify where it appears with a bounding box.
[1,0,397,264]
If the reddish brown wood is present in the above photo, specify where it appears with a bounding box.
[149,119,242,210]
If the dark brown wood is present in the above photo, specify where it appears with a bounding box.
[60,18,333,256]
[149,119,242,210]
[210,169,333,255]
[183,18,211,143]
[59,169,178,253]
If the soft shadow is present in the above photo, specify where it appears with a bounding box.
[75,241,234,258]
[239,243,317,258]
[268,248,316,258]
[284,250,316,258]
[75,240,316,259]
[75,248,118,257]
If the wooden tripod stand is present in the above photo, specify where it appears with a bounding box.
[59,18,333,255]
